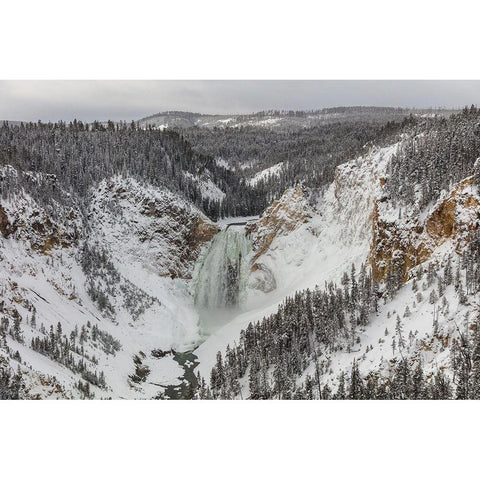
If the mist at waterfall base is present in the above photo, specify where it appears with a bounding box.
[194,226,251,336]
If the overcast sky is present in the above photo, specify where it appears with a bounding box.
[1,80,480,122]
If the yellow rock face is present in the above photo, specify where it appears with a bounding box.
[370,177,480,284]
[246,185,311,266]
[190,218,220,246]
[0,204,9,237]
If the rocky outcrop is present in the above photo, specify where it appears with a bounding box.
[0,204,10,237]
[249,263,277,293]
[29,215,76,253]
[189,217,220,246]
[245,185,312,293]
[90,176,219,279]
[0,167,79,251]
[246,185,311,264]
[425,197,456,240]
[370,202,428,283]
[426,178,479,248]
[0,200,77,253]
[370,177,480,283]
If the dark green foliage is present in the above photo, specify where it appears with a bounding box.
[0,113,411,221]
[388,106,480,210]
[81,242,159,320]
[198,248,480,400]
[30,320,113,391]
[0,357,24,399]
[201,263,376,399]
[129,353,151,383]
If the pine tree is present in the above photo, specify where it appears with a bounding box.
[412,362,425,399]
[444,256,453,285]
[395,316,405,350]
[469,319,480,399]
[56,322,62,341]
[348,360,363,399]
[335,372,346,400]
[13,314,22,343]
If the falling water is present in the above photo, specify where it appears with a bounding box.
[193,225,251,334]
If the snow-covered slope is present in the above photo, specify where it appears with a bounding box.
[247,162,284,187]
[195,144,400,376]
[183,172,226,202]
[313,249,474,392]
[0,170,219,398]
[137,108,455,131]
[194,142,480,390]
[89,176,219,279]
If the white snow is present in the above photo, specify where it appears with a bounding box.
[183,171,226,201]
[247,162,284,187]
[196,141,480,394]
[215,157,235,171]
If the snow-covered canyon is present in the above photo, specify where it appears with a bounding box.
[1,134,479,399]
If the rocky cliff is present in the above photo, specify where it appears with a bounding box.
[370,176,480,283]
[89,176,219,279]
[245,185,312,292]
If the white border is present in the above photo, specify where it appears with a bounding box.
[1,0,480,79]
[2,400,479,479]
[1,1,480,478]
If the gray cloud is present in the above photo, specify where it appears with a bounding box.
[1,80,479,122]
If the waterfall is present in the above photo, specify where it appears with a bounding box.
[194,226,251,310]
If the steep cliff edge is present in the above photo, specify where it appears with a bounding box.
[244,144,398,296]
[89,176,219,280]
[245,185,312,292]
[195,144,401,377]
[370,176,480,284]
[0,168,80,252]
